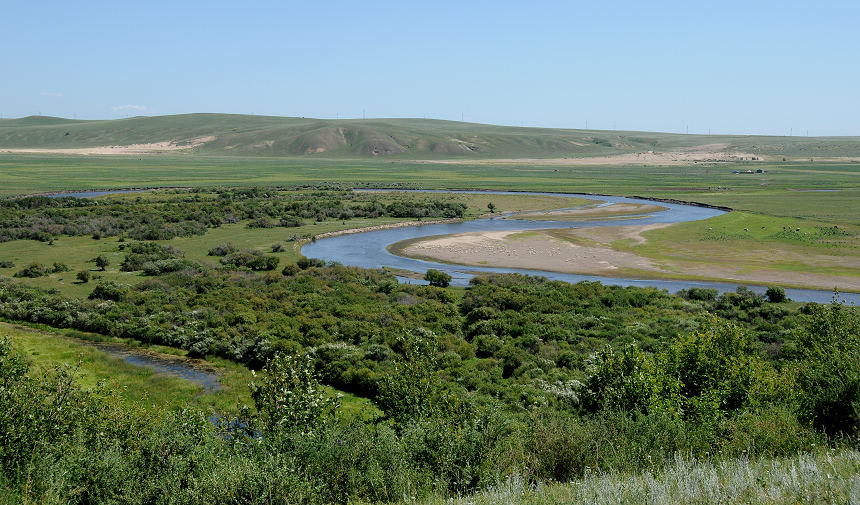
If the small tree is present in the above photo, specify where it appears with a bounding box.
[250,353,338,435]
[94,255,110,271]
[487,202,496,213]
[766,286,788,303]
[76,270,90,283]
[376,329,457,427]
[424,269,451,288]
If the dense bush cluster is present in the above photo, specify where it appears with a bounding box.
[0,268,828,413]
[0,187,469,244]
[1,291,855,503]
[219,249,280,271]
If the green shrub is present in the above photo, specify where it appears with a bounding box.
[297,256,326,269]
[14,262,48,278]
[250,353,338,435]
[766,286,788,303]
[88,281,126,302]
[207,243,238,256]
[424,269,452,288]
[220,250,280,271]
[795,302,860,435]
[281,263,300,276]
[51,262,70,273]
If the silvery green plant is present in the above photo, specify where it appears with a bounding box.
[250,352,338,435]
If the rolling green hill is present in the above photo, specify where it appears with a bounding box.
[2,113,860,159]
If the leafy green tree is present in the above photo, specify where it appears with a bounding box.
[766,286,788,303]
[250,353,338,435]
[487,202,496,213]
[94,255,110,271]
[424,269,452,288]
[376,329,457,427]
[665,319,787,424]
[580,344,680,416]
[795,301,860,435]
[75,270,90,283]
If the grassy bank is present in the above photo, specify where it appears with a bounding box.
[3,321,251,413]
[423,449,860,505]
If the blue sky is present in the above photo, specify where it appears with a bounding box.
[3,0,858,135]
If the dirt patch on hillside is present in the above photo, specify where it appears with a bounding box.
[416,145,766,166]
[0,136,215,155]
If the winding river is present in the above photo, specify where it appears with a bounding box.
[303,190,859,305]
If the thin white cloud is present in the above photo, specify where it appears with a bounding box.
[40,91,62,97]
[112,104,147,112]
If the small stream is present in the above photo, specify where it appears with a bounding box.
[88,341,222,392]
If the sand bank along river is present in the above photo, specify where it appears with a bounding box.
[302,190,860,305]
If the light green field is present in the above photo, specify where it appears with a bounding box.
[0,155,857,228]
[628,212,860,291]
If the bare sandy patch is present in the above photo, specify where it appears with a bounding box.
[509,203,668,221]
[558,223,674,245]
[0,136,215,155]
[399,229,663,276]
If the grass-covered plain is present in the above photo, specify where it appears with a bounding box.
[0,189,581,297]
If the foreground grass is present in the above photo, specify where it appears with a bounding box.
[423,449,860,505]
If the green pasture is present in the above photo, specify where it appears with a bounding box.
[1,154,857,227]
[627,212,859,289]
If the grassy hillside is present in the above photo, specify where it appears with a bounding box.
[2,113,860,159]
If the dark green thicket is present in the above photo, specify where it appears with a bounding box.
[0,187,467,243]
[1,306,849,504]
[0,225,856,503]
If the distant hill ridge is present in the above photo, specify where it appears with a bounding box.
[1,113,859,159]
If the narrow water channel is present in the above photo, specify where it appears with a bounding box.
[89,341,222,392]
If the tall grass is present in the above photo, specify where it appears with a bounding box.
[423,448,860,505]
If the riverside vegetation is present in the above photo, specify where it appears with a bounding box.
[0,186,858,504]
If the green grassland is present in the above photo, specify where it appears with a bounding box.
[0,190,579,297]
[0,155,856,225]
